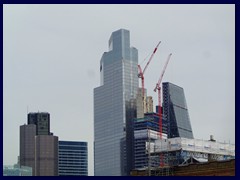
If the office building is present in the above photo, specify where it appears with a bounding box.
[20,112,58,176]
[162,82,193,138]
[58,141,88,176]
[28,112,50,135]
[19,124,36,174]
[35,135,58,176]
[94,29,138,175]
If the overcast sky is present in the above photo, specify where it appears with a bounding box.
[3,4,234,176]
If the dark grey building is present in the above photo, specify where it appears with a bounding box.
[162,82,194,138]
[19,124,36,174]
[58,141,88,176]
[28,112,50,135]
[94,29,138,176]
[20,112,58,176]
[35,135,58,176]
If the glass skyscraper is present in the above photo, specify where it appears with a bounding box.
[58,141,88,176]
[162,82,194,138]
[94,29,138,176]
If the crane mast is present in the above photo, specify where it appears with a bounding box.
[154,53,172,167]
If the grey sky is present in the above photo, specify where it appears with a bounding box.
[3,4,234,176]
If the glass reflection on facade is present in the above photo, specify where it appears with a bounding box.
[94,29,138,176]
[162,82,193,139]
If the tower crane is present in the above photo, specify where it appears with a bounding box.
[138,41,161,99]
[154,53,172,167]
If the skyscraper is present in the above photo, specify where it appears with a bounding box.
[19,124,36,174]
[94,29,138,176]
[58,141,88,176]
[28,112,50,135]
[20,112,58,176]
[162,82,194,138]
[35,135,58,176]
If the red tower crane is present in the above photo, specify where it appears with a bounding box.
[154,53,172,167]
[138,41,161,99]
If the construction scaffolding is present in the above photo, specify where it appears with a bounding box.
[150,137,235,166]
[133,113,168,171]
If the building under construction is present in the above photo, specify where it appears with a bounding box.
[133,112,168,170]
[132,38,235,176]
[152,136,235,166]
[131,81,235,176]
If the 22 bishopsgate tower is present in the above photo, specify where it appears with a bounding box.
[94,29,138,176]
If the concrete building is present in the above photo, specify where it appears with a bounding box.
[94,29,138,176]
[136,88,146,118]
[146,96,153,113]
[58,141,88,176]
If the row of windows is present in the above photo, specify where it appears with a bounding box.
[59,146,87,150]
[59,151,87,155]
[58,166,88,172]
[59,165,87,168]
[59,160,87,163]
[59,141,87,146]
[58,155,86,159]
[59,164,87,167]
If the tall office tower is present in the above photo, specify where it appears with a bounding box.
[20,112,58,176]
[20,124,36,174]
[28,112,50,135]
[162,82,194,138]
[94,29,138,176]
[35,135,58,176]
[58,141,88,176]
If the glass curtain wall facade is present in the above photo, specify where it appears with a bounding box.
[162,82,193,138]
[58,141,88,176]
[94,29,138,176]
